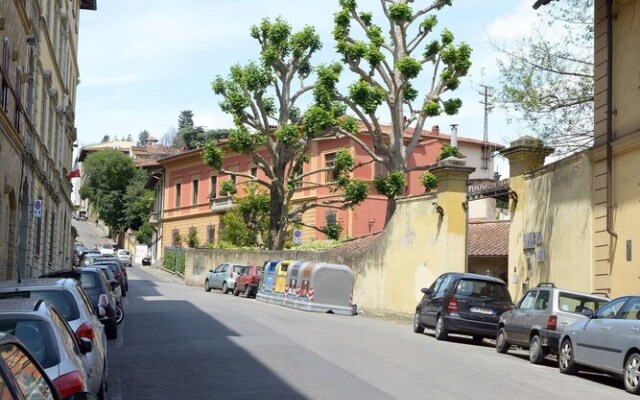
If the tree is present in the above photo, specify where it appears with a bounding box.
[101,135,110,143]
[124,168,154,231]
[137,130,150,146]
[220,184,270,247]
[493,0,594,155]
[178,110,195,130]
[79,149,141,236]
[204,17,369,250]
[126,133,133,141]
[331,0,472,224]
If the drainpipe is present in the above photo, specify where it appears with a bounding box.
[606,0,617,238]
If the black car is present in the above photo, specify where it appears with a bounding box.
[142,257,151,266]
[413,272,514,342]
[93,258,128,295]
[41,268,122,339]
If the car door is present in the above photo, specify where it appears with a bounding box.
[211,264,227,289]
[423,274,453,327]
[573,297,627,365]
[505,290,537,345]
[601,297,640,371]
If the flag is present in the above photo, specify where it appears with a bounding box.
[67,169,81,179]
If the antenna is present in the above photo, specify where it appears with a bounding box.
[479,85,494,170]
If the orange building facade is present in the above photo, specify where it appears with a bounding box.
[152,126,502,256]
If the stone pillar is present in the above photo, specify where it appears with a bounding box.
[429,157,475,273]
[499,136,554,297]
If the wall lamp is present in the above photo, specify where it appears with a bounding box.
[509,191,519,206]
[432,202,444,218]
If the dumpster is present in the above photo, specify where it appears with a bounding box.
[259,259,280,294]
[257,260,356,315]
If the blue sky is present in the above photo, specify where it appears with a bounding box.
[75,0,543,175]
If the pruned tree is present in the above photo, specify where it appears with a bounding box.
[204,17,369,250]
[219,183,270,247]
[137,129,150,147]
[330,0,472,224]
[492,0,594,155]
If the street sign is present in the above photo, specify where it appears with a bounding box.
[33,199,42,218]
[293,229,303,245]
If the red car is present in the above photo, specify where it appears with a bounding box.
[233,264,262,298]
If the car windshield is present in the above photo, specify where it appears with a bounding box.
[233,265,246,273]
[79,272,99,289]
[0,291,80,321]
[0,320,59,369]
[455,279,512,302]
[558,292,608,315]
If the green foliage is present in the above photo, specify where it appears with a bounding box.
[438,143,461,160]
[187,228,200,248]
[219,184,270,247]
[388,3,413,22]
[348,79,385,114]
[137,130,150,147]
[419,171,438,192]
[322,221,343,240]
[202,141,224,170]
[178,110,194,130]
[124,169,154,231]
[134,222,153,245]
[373,172,407,198]
[219,180,237,196]
[164,248,185,274]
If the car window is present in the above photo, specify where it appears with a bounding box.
[0,343,55,400]
[595,297,626,319]
[429,275,446,295]
[518,291,537,310]
[221,265,228,273]
[456,280,511,302]
[558,292,608,314]
[0,321,58,369]
[79,272,98,288]
[49,308,82,358]
[0,291,80,322]
[620,297,640,320]
[533,290,550,310]
[233,265,245,274]
[436,275,454,296]
[77,286,95,315]
[214,264,224,273]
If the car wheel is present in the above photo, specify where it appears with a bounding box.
[559,338,578,375]
[205,280,211,292]
[115,305,124,325]
[413,311,425,334]
[495,328,510,354]
[244,287,252,298]
[122,287,127,297]
[233,286,240,296]
[97,374,107,400]
[529,334,546,364]
[106,323,118,340]
[624,353,640,394]
[222,282,229,294]
[434,315,448,340]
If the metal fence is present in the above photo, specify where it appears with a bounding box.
[163,247,186,275]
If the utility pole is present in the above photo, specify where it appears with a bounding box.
[479,85,494,170]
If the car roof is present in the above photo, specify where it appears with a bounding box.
[0,298,46,313]
[530,285,609,301]
[0,278,78,291]
[448,272,507,284]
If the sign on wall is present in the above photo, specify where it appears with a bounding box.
[33,199,42,218]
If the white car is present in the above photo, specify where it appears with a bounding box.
[97,244,115,256]
[116,249,132,267]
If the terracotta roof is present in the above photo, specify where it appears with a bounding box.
[330,233,381,257]
[468,221,510,256]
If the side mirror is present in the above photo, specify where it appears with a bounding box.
[582,309,594,318]
[420,288,431,295]
[208,270,214,273]
[78,337,93,354]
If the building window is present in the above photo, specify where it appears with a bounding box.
[250,167,258,178]
[207,225,215,244]
[209,176,217,200]
[34,205,43,257]
[325,153,336,183]
[14,66,22,131]
[175,183,181,208]
[48,213,55,264]
[192,179,199,205]
[1,38,9,112]
[172,229,181,247]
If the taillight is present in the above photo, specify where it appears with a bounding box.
[98,293,109,307]
[52,371,86,398]
[76,321,95,341]
[251,276,259,284]
[546,315,557,331]
[230,270,234,278]
[447,298,459,313]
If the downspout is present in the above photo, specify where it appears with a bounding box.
[606,0,617,238]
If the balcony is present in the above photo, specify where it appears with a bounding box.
[149,212,160,226]
[210,196,234,213]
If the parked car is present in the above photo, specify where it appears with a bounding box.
[495,283,609,363]
[413,272,514,342]
[96,244,114,257]
[92,265,124,307]
[79,251,102,266]
[0,331,98,400]
[204,263,247,294]
[559,295,640,395]
[233,264,263,298]
[93,258,128,294]
[0,298,99,398]
[116,249,132,267]
[42,268,122,339]
[141,257,151,266]
[0,278,108,397]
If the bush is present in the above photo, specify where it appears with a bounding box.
[438,143,462,160]
[419,171,438,192]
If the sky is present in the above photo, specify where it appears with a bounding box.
[74,0,545,177]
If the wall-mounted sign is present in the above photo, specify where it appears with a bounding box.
[33,199,42,218]
[523,232,536,249]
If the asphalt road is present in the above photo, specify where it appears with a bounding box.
[72,221,624,399]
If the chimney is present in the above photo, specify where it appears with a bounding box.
[450,124,458,147]
[431,125,440,136]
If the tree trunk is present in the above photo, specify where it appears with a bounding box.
[267,185,287,250]
[384,197,397,227]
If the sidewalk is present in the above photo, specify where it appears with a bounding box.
[136,263,185,285]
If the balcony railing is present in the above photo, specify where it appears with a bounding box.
[210,196,234,213]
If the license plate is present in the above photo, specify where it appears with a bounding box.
[470,307,494,315]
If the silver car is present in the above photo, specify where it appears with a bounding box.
[0,298,99,398]
[559,295,640,395]
[204,262,247,294]
[0,278,108,398]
